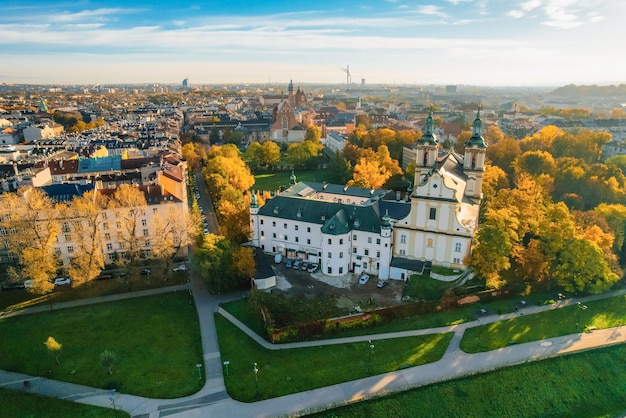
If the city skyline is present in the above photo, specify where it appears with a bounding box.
[1,0,625,87]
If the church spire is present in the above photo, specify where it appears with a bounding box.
[465,108,487,148]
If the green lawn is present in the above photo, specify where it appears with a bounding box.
[403,274,454,301]
[253,169,328,191]
[0,269,189,312]
[461,294,626,353]
[311,343,626,418]
[0,387,128,418]
[0,292,204,398]
[215,313,453,402]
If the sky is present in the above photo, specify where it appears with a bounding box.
[1,0,624,87]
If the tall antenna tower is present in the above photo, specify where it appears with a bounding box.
[341,65,351,85]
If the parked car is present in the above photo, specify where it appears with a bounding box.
[285,258,294,268]
[203,228,210,235]
[140,268,151,275]
[307,263,318,273]
[376,280,389,288]
[53,277,71,286]
[96,273,114,280]
[359,274,370,285]
[24,280,33,288]
[292,260,302,269]
[173,264,188,272]
[301,261,309,270]
[1,281,25,291]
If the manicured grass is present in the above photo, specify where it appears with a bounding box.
[253,169,328,191]
[311,343,626,418]
[430,266,462,276]
[0,270,188,312]
[403,274,453,301]
[220,298,266,336]
[215,313,453,402]
[0,292,204,398]
[461,294,626,353]
[0,387,129,418]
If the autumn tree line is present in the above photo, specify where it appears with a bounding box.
[0,184,196,295]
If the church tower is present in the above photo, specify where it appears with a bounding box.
[288,79,295,108]
[414,111,439,189]
[463,109,487,199]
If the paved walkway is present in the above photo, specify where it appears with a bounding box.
[1,283,625,417]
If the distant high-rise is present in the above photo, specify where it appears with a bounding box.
[445,85,457,94]
[182,78,189,89]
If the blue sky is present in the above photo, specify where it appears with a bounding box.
[1,0,624,86]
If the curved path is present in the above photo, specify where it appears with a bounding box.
[1,278,625,417]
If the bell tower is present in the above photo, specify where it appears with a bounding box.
[463,109,487,199]
[414,111,439,189]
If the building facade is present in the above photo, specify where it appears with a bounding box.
[250,111,486,281]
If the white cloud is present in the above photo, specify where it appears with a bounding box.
[416,5,448,18]
[47,8,128,23]
[507,10,525,18]
[521,0,542,12]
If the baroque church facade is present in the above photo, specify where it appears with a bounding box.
[269,80,308,142]
[250,111,487,280]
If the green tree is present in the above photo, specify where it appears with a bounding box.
[304,125,322,142]
[244,142,264,171]
[327,152,352,184]
[100,350,116,375]
[554,238,619,294]
[261,141,281,168]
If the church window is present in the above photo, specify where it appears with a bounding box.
[423,151,428,166]
[455,242,462,252]
[282,116,288,129]
[429,208,437,220]
[400,234,406,244]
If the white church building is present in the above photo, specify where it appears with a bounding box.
[249,111,487,281]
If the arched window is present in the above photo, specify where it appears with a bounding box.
[427,238,433,247]
[282,116,288,129]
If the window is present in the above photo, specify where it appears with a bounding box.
[103,222,108,230]
[272,221,276,227]
[10,227,16,234]
[62,222,70,232]
[455,242,462,252]
[67,246,74,254]
[54,247,61,255]
[295,225,299,231]
[353,247,357,254]
[283,223,287,229]
[153,208,157,214]
[339,267,343,274]
[364,249,369,256]
[363,262,367,269]
[106,243,113,251]
[105,233,111,240]
[116,222,121,229]
[260,220,264,225]
[307,239,311,245]
[142,219,147,226]
[307,227,311,233]
[143,229,149,236]
[399,249,406,256]
[0,228,7,236]
[119,243,125,249]
[327,252,332,258]
[328,238,332,245]
[376,251,380,258]
[272,233,276,238]
[295,237,299,242]
[339,239,343,245]
[427,238,433,247]
[400,234,406,244]
[339,252,343,258]
[65,234,71,242]
[285,235,288,241]
[261,231,265,236]
[2,241,8,249]
[453,257,461,264]
[353,234,357,241]
[368,237,372,243]
[327,266,332,274]
[429,208,437,220]
[376,238,380,245]
[376,262,380,270]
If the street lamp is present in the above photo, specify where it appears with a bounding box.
[253,362,259,397]
[368,340,375,373]
[196,363,202,380]
[576,302,587,329]
[223,361,230,376]
[109,389,117,417]
[477,318,481,350]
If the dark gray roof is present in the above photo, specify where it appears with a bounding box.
[390,257,426,274]
[254,247,276,280]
